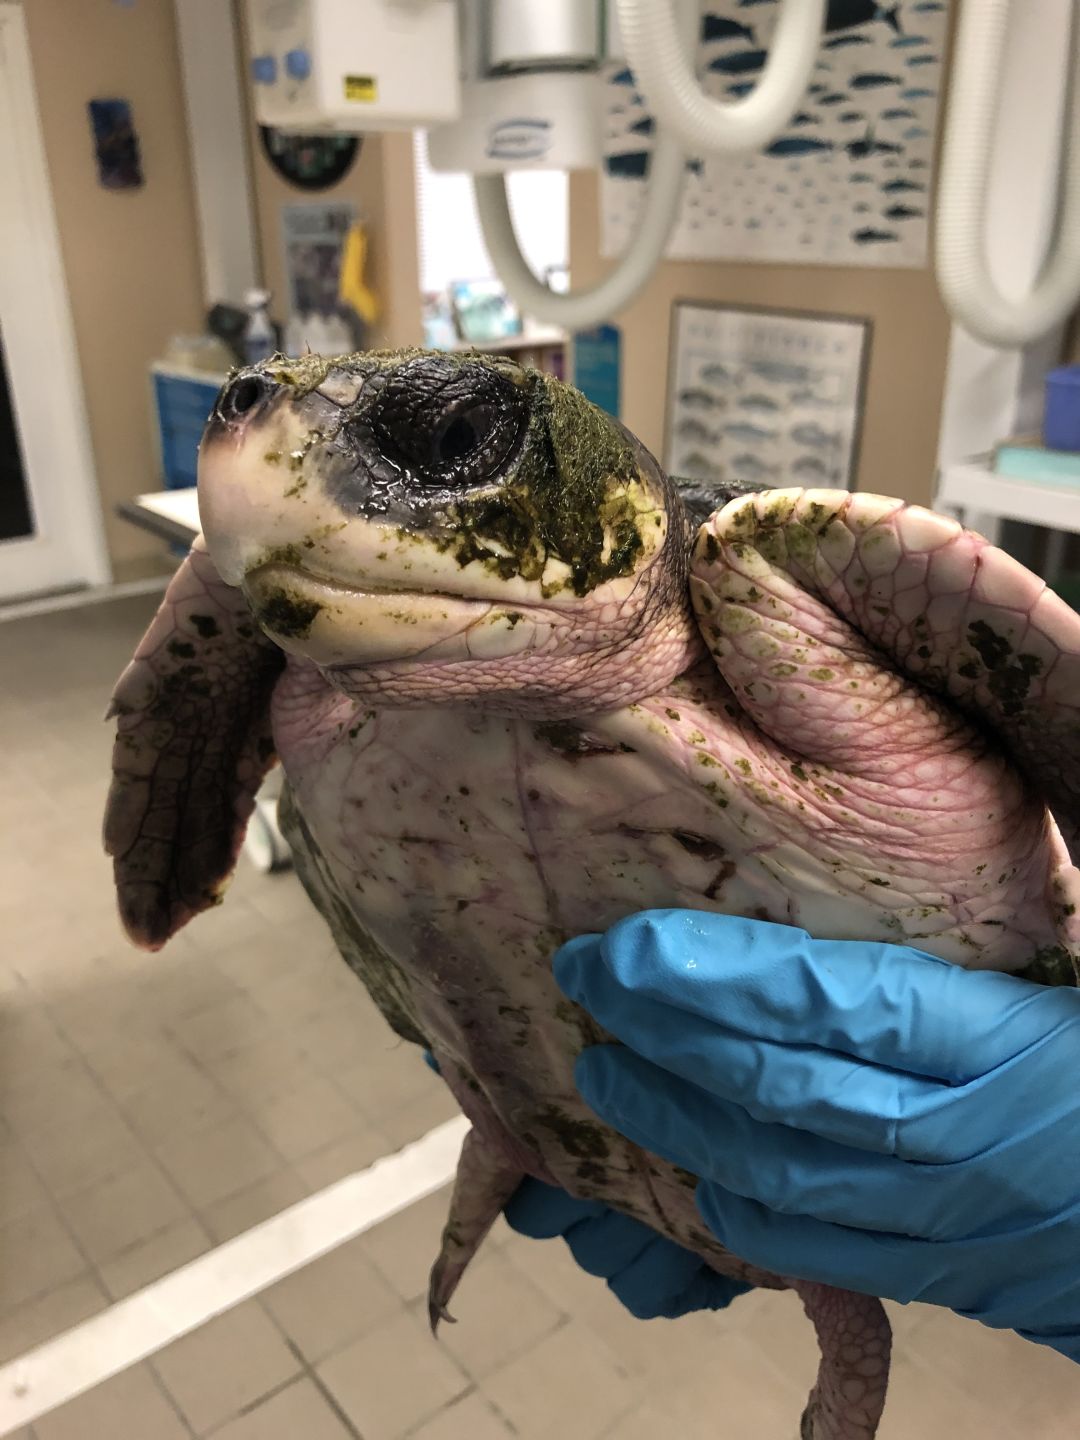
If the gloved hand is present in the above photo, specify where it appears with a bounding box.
[504,1177,751,1320]
[554,910,1080,1364]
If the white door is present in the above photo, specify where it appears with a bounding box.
[0,2,109,600]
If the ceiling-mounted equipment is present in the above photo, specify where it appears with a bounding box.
[244,0,1080,348]
[934,0,1080,348]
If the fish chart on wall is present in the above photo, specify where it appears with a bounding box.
[666,301,871,491]
[603,0,949,267]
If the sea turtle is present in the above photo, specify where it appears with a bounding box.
[105,350,1080,1440]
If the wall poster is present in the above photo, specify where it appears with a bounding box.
[665,301,871,491]
[281,202,356,318]
[603,0,949,268]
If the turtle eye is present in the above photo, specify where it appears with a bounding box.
[364,358,529,489]
[432,404,495,466]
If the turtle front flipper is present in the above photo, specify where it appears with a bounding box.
[690,489,1080,977]
[429,1127,525,1332]
[104,538,283,949]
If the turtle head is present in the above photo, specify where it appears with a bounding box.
[198,350,700,713]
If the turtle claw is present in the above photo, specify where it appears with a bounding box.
[426,1127,524,1340]
[427,1293,458,1336]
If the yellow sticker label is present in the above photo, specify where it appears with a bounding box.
[344,75,378,103]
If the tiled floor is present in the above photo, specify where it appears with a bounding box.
[1,589,1079,1438]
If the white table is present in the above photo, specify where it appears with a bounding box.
[935,457,1080,583]
[117,488,201,547]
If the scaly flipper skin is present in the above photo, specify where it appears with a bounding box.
[692,490,1080,979]
[428,1128,525,1332]
[792,1282,891,1440]
[104,538,283,948]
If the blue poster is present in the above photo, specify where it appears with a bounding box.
[574,324,621,418]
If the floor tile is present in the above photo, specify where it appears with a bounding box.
[378,1085,462,1151]
[249,1075,361,1162]
[200,1169,309,1245]
[333,1040,437,1120]
[244,870,329,930]
[0,1275,109,1365]
[262,1235,403,1362]
[876,1350,1021,1440]
[0,1138,52,1226]
[154,1115,284,1210]
[208,1377,356,1440]
[78,1031,195,1101]
[120,1063,238,1145]
[1,1053,111,1139]
[169,993,270,1065]
[98,1216,214,1301]
[0,1206,88,1314]
[438,1250,564,1380]
[482,1321,634,1440]
[499,1221,624,1320]
[893,1306,1080,1435]
[19,1106,144,1198]
[408,1390,513,1440]
[293,1123,396,1193]
[205,1036,317,1107]
[357,1188,452,1303]
[154,1301,301,1435]
[317,1309,469,1440]
[34,1363,190,1440]
[57,1157,189,1263]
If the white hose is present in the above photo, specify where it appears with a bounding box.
[473,0,697,328]
[935,0,1080,348]
[615,0,825,154]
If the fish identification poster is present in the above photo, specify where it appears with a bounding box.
[603,0,949,267]
[665,302,871,489]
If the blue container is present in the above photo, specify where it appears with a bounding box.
[1043,365,1080,453]
[151,365,228,489]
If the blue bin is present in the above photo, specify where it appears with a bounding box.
[1043,365,1080,453]
[151,365,228,489]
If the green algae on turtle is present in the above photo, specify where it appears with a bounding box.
[105,350,1080,1440]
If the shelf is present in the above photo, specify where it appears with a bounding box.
[445,326,567,355]
[937,458,1080,536]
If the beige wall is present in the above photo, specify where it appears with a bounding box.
[26,0,205,580]
[569,174,951,509]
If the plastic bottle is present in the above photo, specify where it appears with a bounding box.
[242,289,276,365]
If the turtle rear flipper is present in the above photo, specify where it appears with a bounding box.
[429,1128,524,1332]
[104,537,283,950]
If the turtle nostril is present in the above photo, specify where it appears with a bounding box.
[221,374,270,422]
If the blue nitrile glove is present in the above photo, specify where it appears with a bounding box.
[424,1049,749,1317]
[554,910,1080,1364]
[504,1177,752,1319]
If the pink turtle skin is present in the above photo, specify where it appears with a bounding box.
[105,369,1080,1440]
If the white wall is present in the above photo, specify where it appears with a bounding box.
[413,132,567,294]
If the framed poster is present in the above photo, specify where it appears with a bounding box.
[665,302,871,492]
[603,0,949,268]
[280,202,356,317]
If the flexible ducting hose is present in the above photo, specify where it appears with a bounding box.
[473,128,685,329]
[474,0,700,328]
[615,0,825,154]
[935,0,1080,348]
